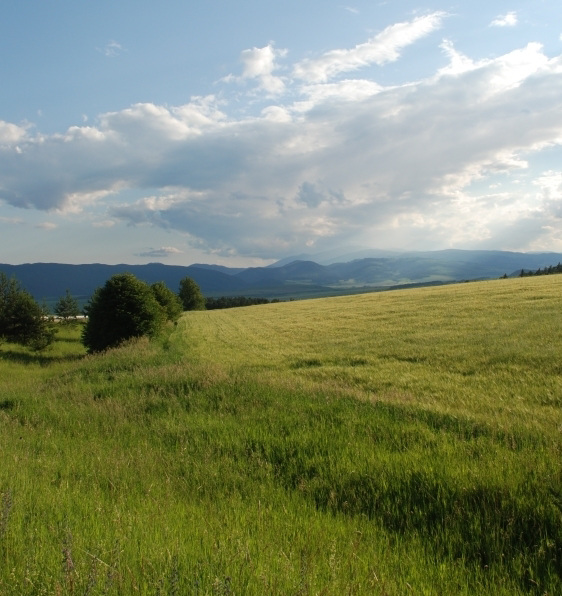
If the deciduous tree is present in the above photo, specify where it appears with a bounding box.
[178,277,205,311]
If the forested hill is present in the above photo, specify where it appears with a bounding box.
[0,263,247,301]
[2,249,562,301]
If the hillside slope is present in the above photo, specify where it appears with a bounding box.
[0,276,560,594]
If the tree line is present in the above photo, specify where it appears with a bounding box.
[518,262,562,277]
[1,270,285,355]
[205,296,281,310]
[0,272,206,353]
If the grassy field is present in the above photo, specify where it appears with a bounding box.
[0,276,561,594]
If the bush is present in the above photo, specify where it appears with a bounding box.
[82,273,165,353]
[0,272,55,350]
[178,277,205,311]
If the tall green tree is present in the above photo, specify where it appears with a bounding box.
[151,281,183,322]
[0,272,55,350]
[82,273,165,353]
[54,289,81,322]
[178,277,205,311]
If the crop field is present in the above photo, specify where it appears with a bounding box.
[0,276,561,594]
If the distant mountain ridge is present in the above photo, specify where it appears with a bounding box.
[2,250,562,302]
[0,263,248,301]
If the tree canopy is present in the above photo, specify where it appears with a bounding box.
[82,273,166,353]
[0,272,54,350]
[151,281,183,322]
[178,277,205,311]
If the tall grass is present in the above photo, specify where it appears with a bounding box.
[0,277,561,594]
[178,276,562,432]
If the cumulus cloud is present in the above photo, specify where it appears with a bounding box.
[0,121,29,146]
[1,15,562,258]
[224,44,286,94]
[490,12,518,27]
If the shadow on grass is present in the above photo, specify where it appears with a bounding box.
[50,322,86,343]
[0,323,87,366]
[0,349,85,366]
[54,335,84,344]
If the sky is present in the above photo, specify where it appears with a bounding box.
[1,1,562,266]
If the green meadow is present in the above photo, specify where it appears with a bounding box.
[0,276,561,594]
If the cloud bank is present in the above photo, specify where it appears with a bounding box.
[1,12,562,259]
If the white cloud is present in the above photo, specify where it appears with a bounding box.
[439,40,474,76]
[488,43,551,95]
[261,106,292,122]
[0,216,24,225]
[92,219,115,228]
[490,12,518,27]
[225,44,287,94]
[0,121,29,146]
[35,222,57,230]
[534,170,562,205]
[437,41,553,101]
[98,40,125,58]
[293,12,445,83]
[299,79,382,105]
[2,19,562,258]
[137,246,183,258]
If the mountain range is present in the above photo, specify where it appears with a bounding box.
[2,249,562,303]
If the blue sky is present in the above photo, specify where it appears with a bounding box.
[1,1,562,265]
